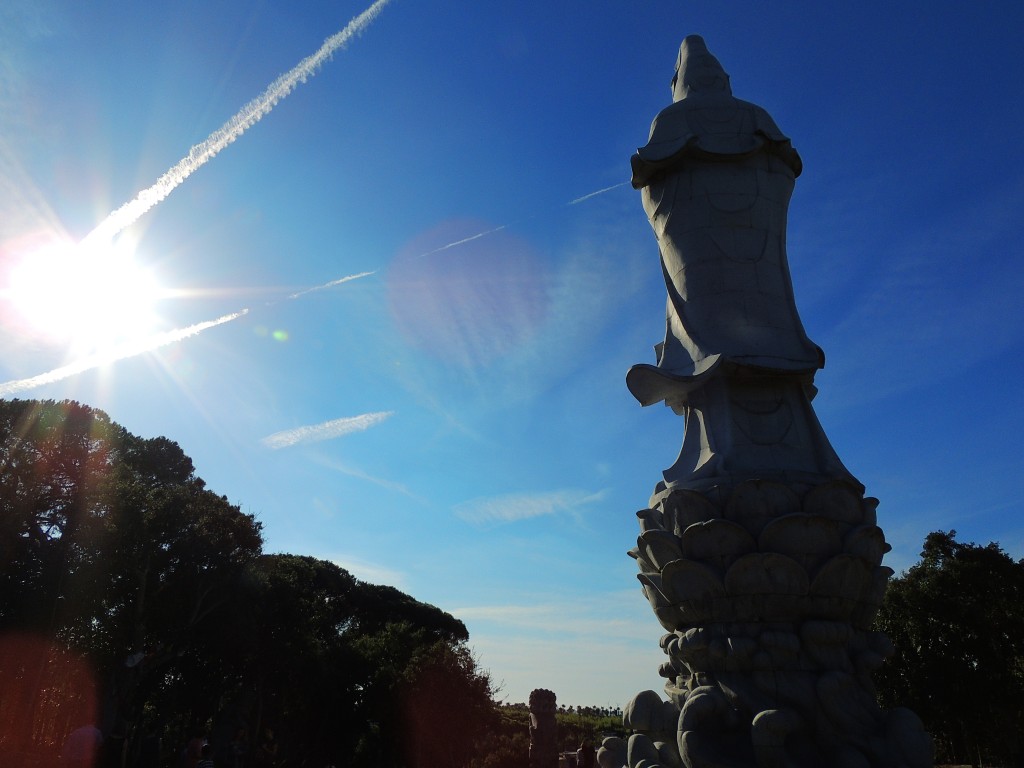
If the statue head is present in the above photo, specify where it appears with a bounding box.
[671,35,731,101]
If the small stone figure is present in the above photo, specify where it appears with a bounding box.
[614,35,933,768]
[528,688,558,768]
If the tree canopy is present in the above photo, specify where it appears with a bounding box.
[874,530,1024,767]
[0,399,496,768]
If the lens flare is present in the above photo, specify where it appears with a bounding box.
[386,219,548,368]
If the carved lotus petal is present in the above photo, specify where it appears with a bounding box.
[660,559,726,605]
[679,519,756,573]
[844,525,891,566]
[810,554,870,601]
[656,739,684,768]
[655,488,719,536]
[724,553,808,596]
[639,529,685,571]
[679,627,711,651]
[597,738,626,768]
[816,670,879,736]
[679,685,733,732]
[637,507,665,533]
[627,733,662,768]
[638,573,687,631]
[862,497,880,526]
[628,547,659,576]
[864,565,894,606]
[624,690,668,731]
[852,565,894,628]
[801,623,855,669]
[725,480,800,537]
[758,514,842,574]
[801,620,852,647]
[802,480,864,524]
[751,708,803,749]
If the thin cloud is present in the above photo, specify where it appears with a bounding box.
[260,411,394,449]
[311,455,424,502]
[0,310,247,396]
[82,0,392,247]
[453,488,606,525]
[455,592,658,643]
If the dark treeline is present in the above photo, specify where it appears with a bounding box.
[0,399,496,767]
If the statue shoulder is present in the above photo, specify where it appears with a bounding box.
[637,101,697,163]
[631,98,802,187]
[734,98,791,143]
[736,99,803,177]
[631,102,697,188]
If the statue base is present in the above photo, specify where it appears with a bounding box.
[601,480,933,768]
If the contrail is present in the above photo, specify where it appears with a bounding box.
[568,182,627,205]
[411,184,627,260]
[287,270,377,300]
[0,310,247,397]
[413,225,507,260]
[82,0,392,247]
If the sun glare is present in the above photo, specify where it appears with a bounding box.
[7,237,163,354]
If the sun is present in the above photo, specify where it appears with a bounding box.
[6,235,164,355]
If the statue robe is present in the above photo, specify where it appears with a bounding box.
[627,92,823,410]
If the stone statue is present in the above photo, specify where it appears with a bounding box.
[627,35,852,491]
[607,36,934,768]
[529,688,559,768]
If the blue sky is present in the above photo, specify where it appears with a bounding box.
[1,1,1022,707]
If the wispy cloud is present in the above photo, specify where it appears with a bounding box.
[260,411,394,449]
[82,0,392,246]
[0,310,247,396]
[453,488,606,525]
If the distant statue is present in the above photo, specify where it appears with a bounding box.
[627,35,852,490]
[528,688,558,768]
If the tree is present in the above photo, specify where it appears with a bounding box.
[1,399,502,767]
[0,399,263,762]
[398,638,497,767]
[874,530,1024,766]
